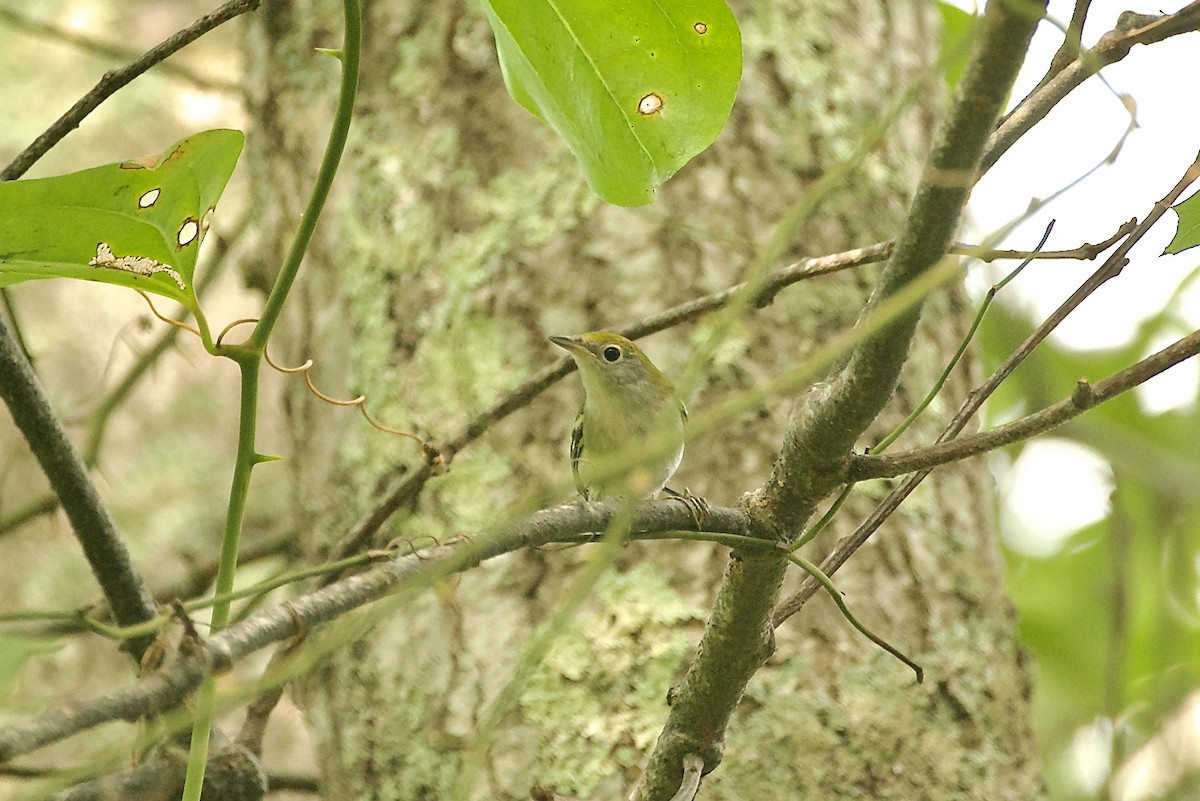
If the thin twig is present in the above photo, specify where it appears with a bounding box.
[668,755,705,801]
[984,3,1200,172]
[1026,0,1093,98]
[851,328,1200,480]
[0,0,262,181]
[951,220,1133,263]
[773,147,1200,627]
[237,636,304,755]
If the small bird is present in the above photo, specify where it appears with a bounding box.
[550,331,687,501]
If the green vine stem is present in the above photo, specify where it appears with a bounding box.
[180,1,361,798]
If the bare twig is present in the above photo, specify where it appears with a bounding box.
[952,219,1134,262]
[0,0,262,181]
[774,147,1200,626]
[1027,0,1093,97]
[984,3,1200,172]
[851,328,1200,480]
[237,637,303,755]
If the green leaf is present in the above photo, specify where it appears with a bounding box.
[1166,188,1200,255]
[0,129,244,311]
[936,1,976,93]
[481,0,742,207]
[0,634,61,706]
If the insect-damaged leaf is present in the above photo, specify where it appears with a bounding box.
[0,129,244,311]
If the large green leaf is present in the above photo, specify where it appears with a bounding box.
[482,0,742,207]
[0,129,244,311]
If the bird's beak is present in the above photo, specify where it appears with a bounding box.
[549,335,586,355]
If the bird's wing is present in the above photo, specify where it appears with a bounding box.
[570,408,587,499]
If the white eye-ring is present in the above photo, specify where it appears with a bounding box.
[603,345,622,362]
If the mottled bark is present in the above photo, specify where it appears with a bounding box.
[244,1,1044,799]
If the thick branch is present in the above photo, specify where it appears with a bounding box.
[0,500,750,762]
[631,3,1046,799]
[327,2,1200,566]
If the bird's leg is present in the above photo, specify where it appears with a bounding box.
[663,486,709,528]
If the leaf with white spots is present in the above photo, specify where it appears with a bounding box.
[0,129,244,309]
[481,0,742,207]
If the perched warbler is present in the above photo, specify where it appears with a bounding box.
[550,331,686,500]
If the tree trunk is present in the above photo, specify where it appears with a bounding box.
[243,1,1045,798]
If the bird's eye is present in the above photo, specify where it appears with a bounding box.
[602,345,622,362]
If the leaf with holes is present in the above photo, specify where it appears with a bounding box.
[482,0,741,207]
[1166,189,1200,255]
[0,129,244,312]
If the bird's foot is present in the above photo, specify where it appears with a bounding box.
[664,486,709,528]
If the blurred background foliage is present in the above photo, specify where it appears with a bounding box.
[1,1,1199,799]
[982,289,1200,800]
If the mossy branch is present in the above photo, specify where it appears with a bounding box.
[631,3,1047,798]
